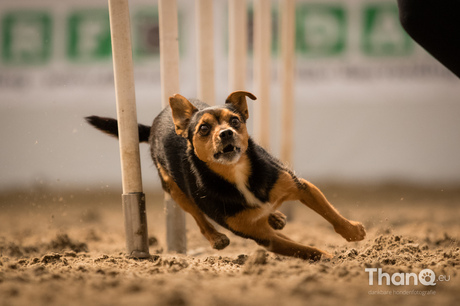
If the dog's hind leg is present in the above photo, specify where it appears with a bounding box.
[269,233,332,260]
[226,209,332,261]
[270,172,366,242]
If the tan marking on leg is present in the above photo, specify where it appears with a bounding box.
[158,165,230,250]
[269,171,366,242]
[268,171,299,208]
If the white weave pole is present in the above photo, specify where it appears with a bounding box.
[253,0,272,149]
[228,0,248,91]
[279,0,296,220]
[279,0,296,165]
[108,0,149,258]
[158,0,187,254]
[196,0,215,104]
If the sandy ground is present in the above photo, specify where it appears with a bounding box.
[0,184,459,306]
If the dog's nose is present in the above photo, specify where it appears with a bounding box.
[219,129,233,140]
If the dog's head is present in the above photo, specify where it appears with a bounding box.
[170,91,256,165]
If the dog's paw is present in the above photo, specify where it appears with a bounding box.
[335,220,366,242]
[268,211,287,230]
[211,233,230,250]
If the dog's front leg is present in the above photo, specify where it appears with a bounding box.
[168,184,230,250]
[268,211,287,230]
[270,172,366,242]
[298,179,366,242]
[159,170,230,250]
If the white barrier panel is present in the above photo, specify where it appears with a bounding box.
[1,0,460,189]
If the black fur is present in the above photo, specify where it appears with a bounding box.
[85,116,151,143]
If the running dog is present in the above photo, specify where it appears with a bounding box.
[86,91,366,260]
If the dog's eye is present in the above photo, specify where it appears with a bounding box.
[230,117,240,128]
[199,124,210,136]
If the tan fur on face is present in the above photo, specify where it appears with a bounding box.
[192,113,218,163]
[192,109,249,165]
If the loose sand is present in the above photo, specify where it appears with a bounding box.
[0,184,459,306]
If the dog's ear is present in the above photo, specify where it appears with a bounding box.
[169,94,198,137]
[225,91,257,120]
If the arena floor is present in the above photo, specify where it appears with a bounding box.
[0,183,459,306]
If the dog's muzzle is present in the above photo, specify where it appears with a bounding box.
[213,129,241,163]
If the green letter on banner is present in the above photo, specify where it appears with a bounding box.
[296,4,347,57]
[67,10,111,62]
[362,4,413,56]
[2,11,52,65]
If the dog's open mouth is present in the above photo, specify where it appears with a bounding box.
[214,144,241,159]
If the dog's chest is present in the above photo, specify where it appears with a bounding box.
[232,161,266,207]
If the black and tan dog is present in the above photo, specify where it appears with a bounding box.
[86,91,366,261]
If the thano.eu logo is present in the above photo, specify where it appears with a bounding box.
[365,268,450,286]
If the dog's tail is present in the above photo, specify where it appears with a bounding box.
[85,116,151,143]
